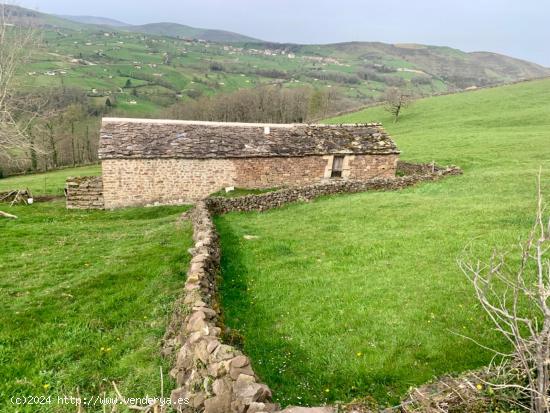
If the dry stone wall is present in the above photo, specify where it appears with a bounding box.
[167,163,462,413]
[206,165,462,214]
[65,176,104,209]
[167,202,279,413]
[396,160,446,175]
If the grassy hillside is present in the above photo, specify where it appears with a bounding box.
[0,173,191,412]
[9,5,549,118]
[59,15,130,27]
[215,78,550,407]
[124,22,260,43]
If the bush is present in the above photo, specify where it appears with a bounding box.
[209,62,225,72]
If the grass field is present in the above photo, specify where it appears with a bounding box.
[0,165,101,196]
[215,78,550,407]
[0,175,191,412]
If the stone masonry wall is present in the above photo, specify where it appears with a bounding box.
[99,154,398,208]
[65,176,104,209]
[232,156,327,189]
[347,154,399,180]
[101,158,236,209]
[166,164,462,413]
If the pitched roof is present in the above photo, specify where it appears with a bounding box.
[98,118,399,160]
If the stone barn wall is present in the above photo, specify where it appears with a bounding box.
[233,154,398,190]
[232,156,328,189]
[65,176,104,209]
[101,158,235,209]
[100,154,398,209]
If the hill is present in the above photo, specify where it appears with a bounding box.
[58,14,260,42]
[123,22,261,43]
[215,78,550,406]
[320,42,550,87]
[59,14,130,27]
[6,4,550,118]
[3,4,89,30]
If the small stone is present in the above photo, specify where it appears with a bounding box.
[243,234,259,240]
[209,326,222,337]
[233,374,271,404]
[175,346,194,371]
[170,387,189,408]
[229,363,255,380]
[230,355,250,368]
[191,253,209,263]
[212,377,232,395]
[204,393,232,413]
[188,331,204,344]
[247,401,282,413]
[247,402,267,413]
[190,392,206,409]
[278,407,335,413]
[194,340,210,364]
[212,344,237,362]
[207,339,221,354]
[186,311,207,332]
[194,307,218,318]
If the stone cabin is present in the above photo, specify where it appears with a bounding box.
[98,117,400,209]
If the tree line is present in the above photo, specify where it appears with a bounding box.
[167,85,346,123]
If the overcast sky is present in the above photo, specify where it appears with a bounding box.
[17,0,550,66]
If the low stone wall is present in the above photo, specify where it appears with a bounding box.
[167,164,462,413]
[396,160,446,175]
[65,176,104,209]
[206,165,462,214]
[168,202,279,413]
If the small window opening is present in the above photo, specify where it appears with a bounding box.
[331,155,344,178]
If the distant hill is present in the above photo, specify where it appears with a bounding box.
[59,15,130,27]
[58,14,260,42]
[317,42,550,88]
[3,4,88,30]
[4,5,260,43]
[122,23,261,43]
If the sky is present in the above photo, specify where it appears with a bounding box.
[17,0,550,66]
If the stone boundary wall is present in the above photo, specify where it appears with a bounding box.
[396,160,446,175]
[166,164,463,413]
[167,202,279,413]
[206,165,462,215]
[65,176,104,209]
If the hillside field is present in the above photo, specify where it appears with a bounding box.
[11,2,549,118]
[215,78,550,406]
[0,170,191,413]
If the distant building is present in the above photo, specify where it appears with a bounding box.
[97,118,400,208]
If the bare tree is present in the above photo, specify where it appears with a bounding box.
[167,85,339,123]
[383,87,413,123]
[459,173,550,412]
[0,4,38,166]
